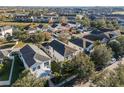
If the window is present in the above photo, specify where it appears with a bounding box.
[32,67,36,71]
[37,65,40,69]
[44,62,49,68]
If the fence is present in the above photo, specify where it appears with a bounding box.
[55,74,78,87]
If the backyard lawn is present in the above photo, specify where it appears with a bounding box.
[11,54,24,85]
[0,60,12,81]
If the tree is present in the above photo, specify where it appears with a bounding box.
[108,40,121,58]
[51,61,62,74]
[73,53,95,80]
[91,20,98,28]
[0,64,4,74]
[60,16,68,26]
[44,32,51,41]
[81,16,90,27]
[91,44,112,70]
[0,57,11,74]
[61,60,76,75]
[29,32,51,44]
[30,32,45,43]
[12,70,48,87]
[13,30,29,42]
[111,20,119,30]
[116,36,124,56]
[97,18,106,28]
[106,20,114,29]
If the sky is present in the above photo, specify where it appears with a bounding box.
[0,0,124,6]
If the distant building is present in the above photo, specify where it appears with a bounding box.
[14,14,32,22]
[19,44,51,78]
[0,26,13,38]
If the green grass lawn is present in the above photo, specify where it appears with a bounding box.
[0,60,12,81]
[11,54,24,85]
[14,41,25,48]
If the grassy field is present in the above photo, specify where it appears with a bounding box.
[0,21,36,26]
[112,11,124,15]
[0,21,48,26]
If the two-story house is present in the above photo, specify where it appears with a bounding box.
[0,26,13,38]
[19,44,51,78]
[42,39,78,62]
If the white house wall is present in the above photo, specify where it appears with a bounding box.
[19,52,29,69]
[48,46,64,62]
[68,41,83,51]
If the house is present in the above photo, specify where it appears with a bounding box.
[76,28,121,53]
[0,49,11,64]
[91,28,121,39]
[42,39,78,62]
[14,14,32,22]
[19,44,51,78]
[0,26,13,38]
[68,38,92,52]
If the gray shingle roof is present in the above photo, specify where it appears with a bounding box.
[34,53,50,62]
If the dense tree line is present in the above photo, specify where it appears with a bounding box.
[51,53,95,81]
[108,36,124,58]
[76,15,120,30]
